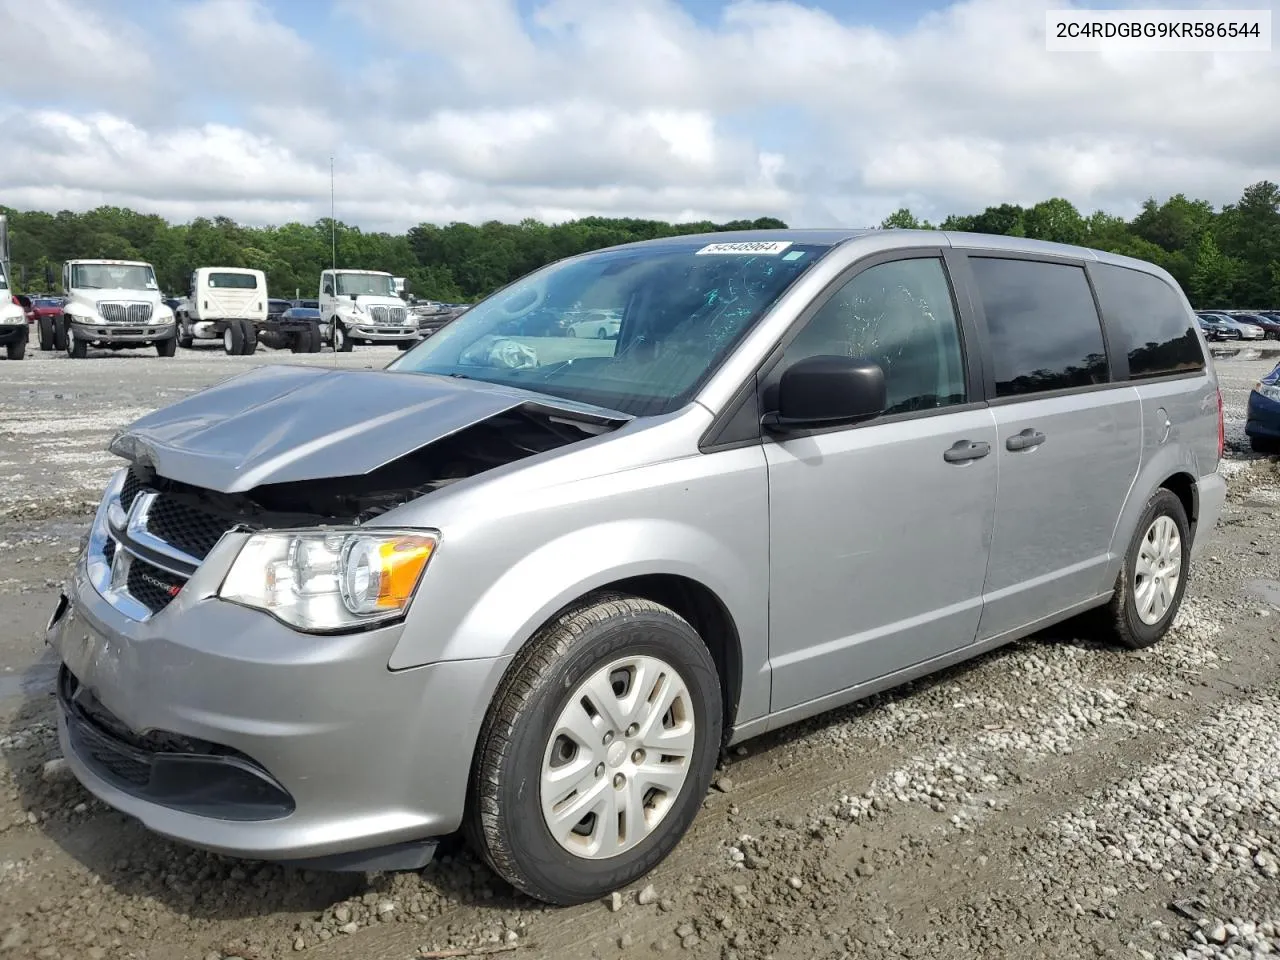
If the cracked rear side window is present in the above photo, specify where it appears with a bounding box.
[388,242,831,417]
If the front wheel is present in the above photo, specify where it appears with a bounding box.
[1100,489,1191,649]
[468,594,721,905]
[53,317,68,352]
[65,325,87,359]
[5,335,25,361]
[155,336,177,357]
[333,322,353,352]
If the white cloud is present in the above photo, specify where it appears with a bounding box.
[1,0,1276,231]
[0,0,158,112]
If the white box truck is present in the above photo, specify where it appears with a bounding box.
[319,268,418,351]
[176,266,268,355]
[58,259,177,358]
[0,215,28,360]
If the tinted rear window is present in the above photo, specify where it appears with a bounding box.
[969,257,1109,397]
[208,272,259,289]
[1091,264,1204,380]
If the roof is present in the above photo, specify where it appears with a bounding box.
[68,259,153,267]
[584,228,1175,282]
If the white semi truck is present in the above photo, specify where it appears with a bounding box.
[176,266,268,354]
[0,215,29,360]
[319,268,418,351]
[58,259,177,358]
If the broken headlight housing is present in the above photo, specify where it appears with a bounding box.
[219,529,438,632]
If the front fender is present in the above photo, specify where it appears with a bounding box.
[392,518,755,668]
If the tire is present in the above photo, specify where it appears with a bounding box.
[596,327,608,339]
[333,321,353,352]
[178,320,194,349]
[468,594,721,905]
[240,319,258,355]
[306,322,323,352]
[223,321,245,356]
[65,325,87,359]
[5,336,25,361]
[53,317,68,352]
[1100,489,1191,650]
[1251,436,1280,456]
[397,339,415,351]
[38,316,54,351]
[155,336,176,357]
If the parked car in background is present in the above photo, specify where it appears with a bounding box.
[267,298,293,322]
[48,229,1226,906]
[1196,315,1234,341]
[1232,313,1280,339]
[1201,311,1264,340]
[411,300,462,340]
[1245,361,1280,454]
[565,310,622,339]
[292,298,319,310]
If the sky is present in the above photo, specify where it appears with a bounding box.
[0,0,1275,233]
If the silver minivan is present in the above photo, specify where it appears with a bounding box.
[47,229,1227,904]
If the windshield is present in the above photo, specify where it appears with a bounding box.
[208,272,259,289]
[335,272,396,297]
[388,239,830,416]
[72,263,157,291]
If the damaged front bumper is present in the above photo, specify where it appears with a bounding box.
[46,541,512,869]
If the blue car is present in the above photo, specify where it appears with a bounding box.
[1246,361,1280,454]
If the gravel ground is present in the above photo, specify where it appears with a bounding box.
[0,346,1277,960]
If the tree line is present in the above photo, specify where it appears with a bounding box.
[3,180,1277,308]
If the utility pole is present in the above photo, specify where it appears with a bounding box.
[330,155,337,272]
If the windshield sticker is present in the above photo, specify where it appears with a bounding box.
[782,250,805,261]
[695,241,793,256]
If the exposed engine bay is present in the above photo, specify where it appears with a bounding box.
[124,406,607,530]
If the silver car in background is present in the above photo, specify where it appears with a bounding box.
[47,229,1226,905]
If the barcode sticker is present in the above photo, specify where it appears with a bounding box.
[695,241,793,256]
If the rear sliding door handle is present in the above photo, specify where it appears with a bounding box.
[1006,428,1047,452]
[943,439,991,463]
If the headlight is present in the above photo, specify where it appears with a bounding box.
[1257,382,1280,403]
[219,529,438,632]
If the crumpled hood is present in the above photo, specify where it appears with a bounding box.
[108,364,629,493]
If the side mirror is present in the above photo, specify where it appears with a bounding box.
[348,292,359,300]
[323,285,333,296]
[763,355,887,433]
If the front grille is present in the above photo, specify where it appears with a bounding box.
[120,470,144,511]
[146,495,231,560]
[126,560,184,613]
[103,467,238,617]
[99,303,153,324]
[369,306,408,324]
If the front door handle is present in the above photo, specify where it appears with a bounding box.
[943,439,991,463]
[1006,428,1047,452]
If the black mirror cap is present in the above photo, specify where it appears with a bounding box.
[764,354,887,432]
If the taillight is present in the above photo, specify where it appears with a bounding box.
[1216,386,1225,460]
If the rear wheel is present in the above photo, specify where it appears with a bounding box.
[468,594,721,905]
[178,319,194,349]
[1100,489,1190,650]
[223,321,244,355]
[38,316,54,351]
[240,319,258,355]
